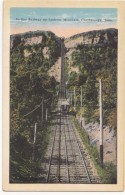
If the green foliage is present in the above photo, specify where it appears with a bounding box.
[68,71,78,87]
[98,163,117,184]
[10,121,52,183]
[68,41,117,129]
[10,32,59,182]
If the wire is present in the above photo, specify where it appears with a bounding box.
[22,102,43,118]
[22,97,51,118]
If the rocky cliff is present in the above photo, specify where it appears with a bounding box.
[10,30,61,74]
[65,28,117,49]
[10,28,117,81]
[64,28,117,78]
[10,30,60,49]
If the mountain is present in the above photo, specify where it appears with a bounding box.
[10,27,118,124]
[10,28,117,82]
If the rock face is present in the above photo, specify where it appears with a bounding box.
[42,47,49,59]
[10,30,61,73]
[65,28,117,49]
[64,28,117,81]
[48,57,61,82]
[10,34,43,48]
[10,30,60,49]
[79,118,117,165]
[10,34,21,49]
[24,35,43,46]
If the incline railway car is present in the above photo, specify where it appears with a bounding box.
[60,99,70,114]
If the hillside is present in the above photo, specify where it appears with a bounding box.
[64,28,117,124]
[10,30,62,182]
[65,28,117,75]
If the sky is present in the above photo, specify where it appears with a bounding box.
[10,8,117,38]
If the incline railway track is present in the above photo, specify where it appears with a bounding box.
[39,112,101,183]
[38,36,101,184]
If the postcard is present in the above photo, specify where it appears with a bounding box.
[3,0,125,191]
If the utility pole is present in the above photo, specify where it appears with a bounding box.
[32,123,37,161]
[34,123,37,144]
[74,87,76,111]
[99,79,103,167]
[41,98,44,122]
[70,92,72,106]
[81,86,83,108]
[81,86,83,128]
[46,108,48,121]
[65,88,67,99]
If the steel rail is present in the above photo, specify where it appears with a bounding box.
[66,115,79,181]
[69,116,91,183]
[58,112,61,182]
[63,115,70,183]
[46,118,58,183]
